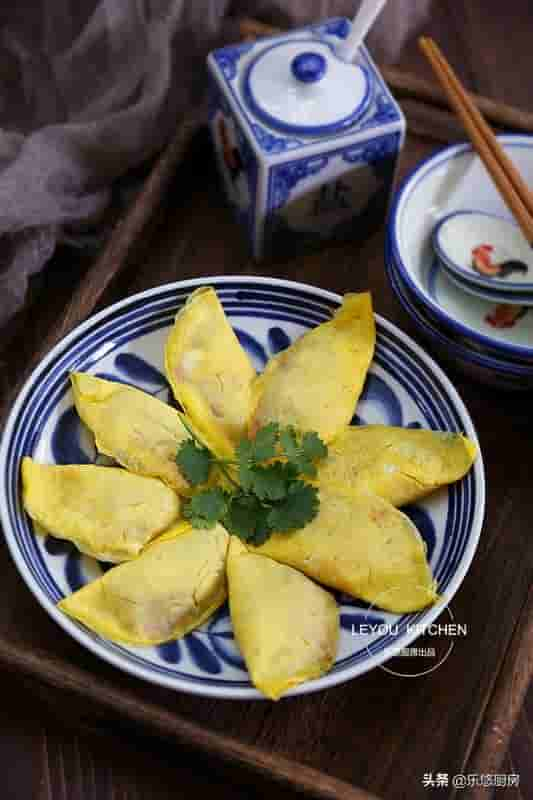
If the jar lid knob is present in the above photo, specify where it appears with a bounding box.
[291,52,327,84]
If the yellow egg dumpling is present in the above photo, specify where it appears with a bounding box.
[249,292,375,443]
[21,458,181,562]
[164,287,256,457]
[59,523,229,645]
[317,425,477,507]
[226,537,338,700]
[71,372,193,494]
[251,487,438,613]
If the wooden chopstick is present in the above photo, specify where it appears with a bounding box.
[420,37,533,215]
[419,36,533,245]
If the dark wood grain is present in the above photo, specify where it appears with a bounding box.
[0,647,380,800]
[3,673,322,800]
[467,586,533,798]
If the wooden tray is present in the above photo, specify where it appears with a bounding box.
[1,43,533,800]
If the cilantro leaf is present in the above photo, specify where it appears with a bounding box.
[224,494,270,542]
[183,488,228,528]
[278,428,327,479]
[250,462,294,501]
[289,455,316,478]
[176,439,211,485]
[301,431,328,461]
[249,515,272,547]
[252,422,279,462]
[236,438,255,491]
[279,425,300,462]
[251,461,288,500]
[267,481,319,532]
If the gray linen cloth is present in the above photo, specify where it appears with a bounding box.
[0,0,433,327]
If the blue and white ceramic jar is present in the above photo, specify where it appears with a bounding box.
[207,17,405,261]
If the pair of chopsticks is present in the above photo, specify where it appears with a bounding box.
[419,36,533,247]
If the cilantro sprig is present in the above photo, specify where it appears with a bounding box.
[175,439,212,485]
[176,423,327,545]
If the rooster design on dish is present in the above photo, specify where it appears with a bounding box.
[472,244,528,279]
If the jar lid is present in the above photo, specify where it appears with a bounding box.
[243,39,371,136]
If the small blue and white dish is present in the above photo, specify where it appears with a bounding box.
[386,239,533,391]
[438,258,533,306]
[0,277,485,699]
[432,210,533,294]
[387,135,533,367]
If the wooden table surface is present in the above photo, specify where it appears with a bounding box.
[1,6,533,798]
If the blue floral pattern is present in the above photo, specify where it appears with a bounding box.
[342,132,401,167]
[267,326,291,354]
[157,604,246,672]
[250,123,304,154]
[403,505,436,562]
[52,407,94,465]
[358,90,402,131]
[114,353,167,387]
[213,42,255,80]
[234,328,268,367]
[353,373,403,427]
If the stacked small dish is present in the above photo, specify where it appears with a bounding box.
[386,135,533,390]
[432,210,533,305]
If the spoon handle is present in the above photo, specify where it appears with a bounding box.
[336,0,388,63]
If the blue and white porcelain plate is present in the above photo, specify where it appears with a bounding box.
[0,277,485,699]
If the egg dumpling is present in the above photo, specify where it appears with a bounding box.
[249,292,375,443]
[71,372,192,494]
[59,522,229,645]
[250,487,437,613]
[317,425,477,506]
[227,537,338,700]
[165,287,256,457]
[21,458,181,562]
